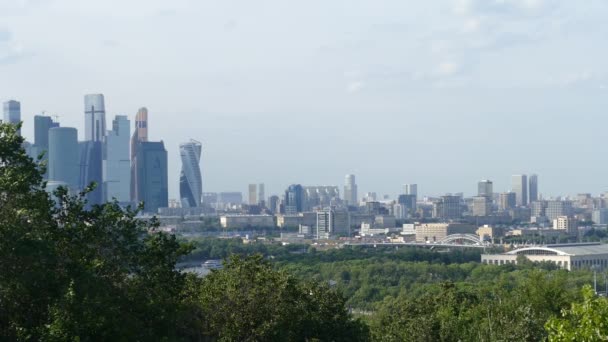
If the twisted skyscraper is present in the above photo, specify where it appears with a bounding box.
[179,139,203,207]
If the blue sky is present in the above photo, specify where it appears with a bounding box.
[2,0,608,199]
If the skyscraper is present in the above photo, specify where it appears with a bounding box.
[477,180,493,198]
[3,100,21,135]
[404,184,418,196]
[103,115,131,203]
[258,183,265,206]
[344,174,357,206]
[511,174,528,206]
[529,174,538,202]
[33,115,60,178]
[48,127,79,192]
[84,94,106,142]
[79,141,104,205]
[130,108,149,204]
[248,184,257,205]
[285,184,305,214]
[498,192,516,211]
[132,141,168,213]
[179,139,203,208]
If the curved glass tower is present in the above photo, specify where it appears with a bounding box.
[179,139,202,208]
[84,94,106,142]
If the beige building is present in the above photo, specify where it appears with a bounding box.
[553,216,577,235]
[482,243,608,271]
[476,225,499,241]
[220,215,275,229]
[414,223,476,242]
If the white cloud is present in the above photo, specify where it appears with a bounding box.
[347,81,365,93]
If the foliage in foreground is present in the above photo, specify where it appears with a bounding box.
[0,123,366,341]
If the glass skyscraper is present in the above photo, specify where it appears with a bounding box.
[132,141,168,213]
[79,141,104,205]
[103,115,131,203]
[3,100,21,136]
[84,94,106,142]
[48,127,80,192]
[179,139,203,208]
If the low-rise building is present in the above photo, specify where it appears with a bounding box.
[220,215,275,229]
[414,223,476,242]
[482,243,608,271]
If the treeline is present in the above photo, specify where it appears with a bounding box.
[0,123,367,341]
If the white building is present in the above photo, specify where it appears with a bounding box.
[482,243,608,271]
[220,215,275,229]
[316,208,350,239]
[553,216,577,235]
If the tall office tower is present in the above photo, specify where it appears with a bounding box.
[404,184,418,196]
[498,192,516,211]
[179,139,203,208]
[344,174,358,206]
[132,141,168,213]
[103,115,131,203]
[511,174,528,206]
[130,108,149,204]
[84,94,106,142]
[433,195,462,220]
[398,194,417,217]
[48,127,80,192]
[79,141,104,205]
[268,195,279,213]
[248,184,257,205]
[258,183,265,206]
[477,180,493,198]
[3,100,21,135]
[316,207,350,239]
[529,174,538,202]
[472,196,492,216]
[284,184,305,214]
[33,115,60,178]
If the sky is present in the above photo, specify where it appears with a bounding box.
[2,0,608,200]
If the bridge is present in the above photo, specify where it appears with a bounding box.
[344,233,490,249]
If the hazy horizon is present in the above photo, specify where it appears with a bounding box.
[2,0,608,200]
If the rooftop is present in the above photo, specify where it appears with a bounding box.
[505,243,608,256]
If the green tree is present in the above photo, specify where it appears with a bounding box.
[0,122,194,340]
[546,285,608,341]
[194,254,370,341]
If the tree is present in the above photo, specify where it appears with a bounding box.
[0,122,193,340]
[546,285,608,341]
[194,254,370,341]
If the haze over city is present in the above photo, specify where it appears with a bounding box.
[2,0,608,198]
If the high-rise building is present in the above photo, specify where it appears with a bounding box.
[593,209,608,225]
[284,184,305,214]
[546,200,573,221]
[404,184,418,196]
[511,174,528,207]
[130,108,149,204]
[3,100,21,135]
[179,139,203,208]
[498,192,516,211]
[248,184,257,205]
[33,115,60,178]
[103,115,131,203]
[316,207,350,239]
[553,216,577,235]
[258,183,265,206]
[268,195,279,213]
[397,194,417,217]
[79,141,104,205]
[48,127,80,192]
[304,186,340,209]
[529,174,538,202]
[477,180,493,198]
[433,195,462,220]
[84,94,106,142]
[472,196,492,216]
[344,174,357,206]
[132,141,168,213]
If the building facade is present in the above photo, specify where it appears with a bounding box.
[84,94,106,142]
[511,174,528,207]
[3,100,21,135]
[103,115,131,203]
[79,141,104,205]
[285,184,305,214]
[529,174,538,202]
[132,141,168,213]
[498,192,516,211]
[179,139,203,207]
[478,180,493,198]
[48,127,80,192]
[344,174,358,206]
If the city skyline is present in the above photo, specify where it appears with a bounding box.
[3,1,608,199]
